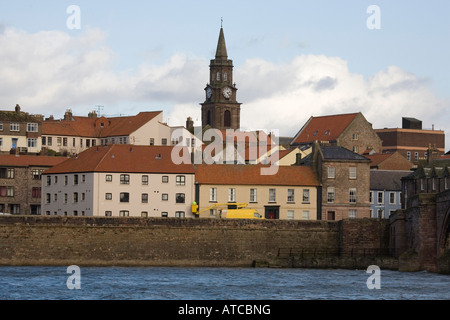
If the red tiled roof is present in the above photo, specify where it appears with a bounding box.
[195,164,319,186]
[43,145,195,174]
[42,112,162,138]
[292,113,359,144]
[0,155,67,167]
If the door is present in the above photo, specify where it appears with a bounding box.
[12,138,18,149]
[265,206,280,219]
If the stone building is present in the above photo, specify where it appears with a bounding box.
[301,142,372,220]
[291,112,383,155]
[0,154,66,215]
[0,105,43,155]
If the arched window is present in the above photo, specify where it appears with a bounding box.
[217,72,221,81]
[224,72,228,81]
[224,110,231,128]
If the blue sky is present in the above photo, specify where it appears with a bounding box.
[0,0,449,149]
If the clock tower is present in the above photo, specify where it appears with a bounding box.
[201,27,241,130]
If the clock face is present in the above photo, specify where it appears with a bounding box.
[206,87,212,99]
[222,87,232,99]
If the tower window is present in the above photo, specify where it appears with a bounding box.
[224,110,231,128]
[207,110,212,126]
[217,72,221,81]
[224,72,228,81]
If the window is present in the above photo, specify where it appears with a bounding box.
[302,210,310,220]
[369,191,373,204]
[328,167,335,179]
[73,193,78,203]
[302,189,310,203]
[46,175,51,186]
[327,187,335,203]
[64,194,68,204]
[10,123,20,132]
[45,193,51,203]
[228,188,236,202]
[120,193,130,203]
[0,123,2,131]
[287,189,295,203]
[414,152,419,161]
[82,175,86,183]
[162,138,168,146]
[26,123,38,132]
[161,212,168,218]
[105,193,112,200]
[142,193,149,203]
[353,146,359,153]
[63,138,68,147]
[119,211,130,217]
[73,175,79,185]
[142,175,149,185]
[250,188,257,203]
[150,138,155,146]
[32,169,43,180]
[0,168,15,179]
[57,137,62,146]
[64,176,68,186]
[47,137,52,146]
[349,167,357,179]
[327,211,335,221]
[348,209,357,219]
[162,176,169,183]
[54,194,57,202]
[27,138,37,148]
[377,191,384,204]
[32,187,41,198]
[352,133,359,140]
[105,211,112,217]
[389,192,396,205]
[217,72,221,81]
[176,175,186,186]
[349,188,357,203]
[269,188,276,203]
[210,188,217,202]
[175,211,186,218]
[141,212,148,218]
[287,210,295,220]
[120,174,130,185]
[176,193,185,204]
[407,152,411,161]
[106,175,113,182]
[73,138,76,147]
[162,194,168,201]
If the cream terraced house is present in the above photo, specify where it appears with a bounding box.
[194,164,320,220]
[41,145,195,218]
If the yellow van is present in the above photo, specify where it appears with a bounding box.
[221,209,265,219]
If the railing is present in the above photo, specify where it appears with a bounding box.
[277,248,397,258]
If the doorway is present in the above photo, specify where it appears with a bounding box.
[265,206,280,220]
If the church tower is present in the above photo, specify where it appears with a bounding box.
[201,27,241,130]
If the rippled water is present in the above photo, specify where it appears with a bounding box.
[0,266,448,300]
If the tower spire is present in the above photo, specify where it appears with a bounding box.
[215,25,228,60]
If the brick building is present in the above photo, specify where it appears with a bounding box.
[0,155,66,215]
[375,117,445,166]
[301,142,371,220]
[291,112,383,155]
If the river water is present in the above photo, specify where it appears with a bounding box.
[0,266,448,300]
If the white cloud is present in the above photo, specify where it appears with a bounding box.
[0,26,448,150]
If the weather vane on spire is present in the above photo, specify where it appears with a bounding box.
[221,17,223,28]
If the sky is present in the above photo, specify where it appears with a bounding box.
[0,0,449,150]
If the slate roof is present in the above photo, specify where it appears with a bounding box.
[370,170,411,191]
[321,146,370,162]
